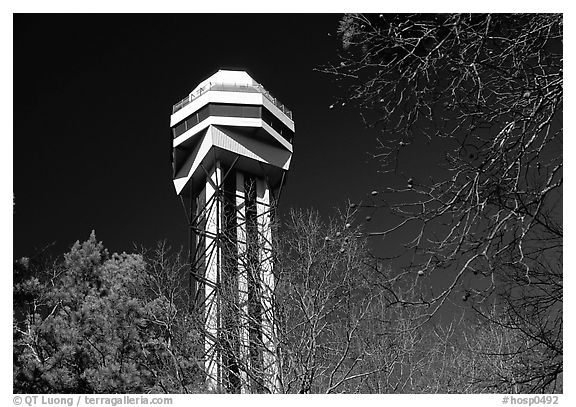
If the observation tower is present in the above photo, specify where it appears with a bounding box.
[170,70,294,393]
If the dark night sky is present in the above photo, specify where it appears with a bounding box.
[13,14,387,259]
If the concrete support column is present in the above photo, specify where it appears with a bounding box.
[256,178,279,393]
[204,163,222,389]
[235,172,251,393]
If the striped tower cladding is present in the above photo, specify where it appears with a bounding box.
[170,70,294,393]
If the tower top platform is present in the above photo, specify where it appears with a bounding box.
[170,69,294,196]
[192,70,255,93]
[172,70,293,120]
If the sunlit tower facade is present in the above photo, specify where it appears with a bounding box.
[170,70,294,393]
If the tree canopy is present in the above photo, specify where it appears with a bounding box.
[321,13,562,392]
[13,233,204,393]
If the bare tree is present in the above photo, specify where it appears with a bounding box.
[320,13,562,393]
[138,241,205,393]
[463,303,562,393]
[274,208,383,393]
[195,204,491,394]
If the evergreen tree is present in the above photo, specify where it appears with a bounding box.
[13,233,204,393]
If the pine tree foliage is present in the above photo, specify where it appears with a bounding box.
[13,233,205,393]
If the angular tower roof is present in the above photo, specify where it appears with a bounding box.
[170,69,295,196]
[190,70,256,95]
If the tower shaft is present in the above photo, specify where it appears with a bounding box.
[190,162,279,392]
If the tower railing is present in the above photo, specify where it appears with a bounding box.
[172,82,293,120]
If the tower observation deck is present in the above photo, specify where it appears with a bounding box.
[170,70,294,393]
